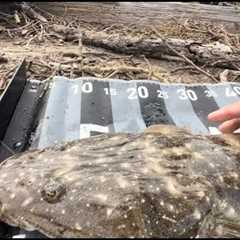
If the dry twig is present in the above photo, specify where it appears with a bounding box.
[151,26,219,82]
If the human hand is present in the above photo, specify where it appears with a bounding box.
[208,101,240,133]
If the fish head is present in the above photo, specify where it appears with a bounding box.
[0,149,76,237]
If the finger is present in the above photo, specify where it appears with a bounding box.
[208,101,240,122]
[218,118,240,133]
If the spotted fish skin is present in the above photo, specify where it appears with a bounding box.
[0,124,240,238]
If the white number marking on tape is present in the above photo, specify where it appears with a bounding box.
[233,86,240,95]
[204,89,217,98]
[127,86,149,99]
[127,88,137,99]
[82,82,93,93]
[137,86,149,99]
[157,90,168,99]
[225,87,237,97]
[177,89,198,101]
[104,88,117,96]
[80,124,109,139]
[71,84,79,94]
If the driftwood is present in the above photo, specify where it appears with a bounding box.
[18,2,48,23]
[34,2,240,32]
[51,24,240,71]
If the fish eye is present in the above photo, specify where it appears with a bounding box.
[46,190,57,198]
[41,179,66,204]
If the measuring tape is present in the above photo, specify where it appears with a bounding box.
[31,76,240,149]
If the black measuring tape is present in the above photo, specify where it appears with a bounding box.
[30,76,240,149]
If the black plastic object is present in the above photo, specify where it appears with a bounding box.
[0,61,45,162]
[0,59,27,141]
